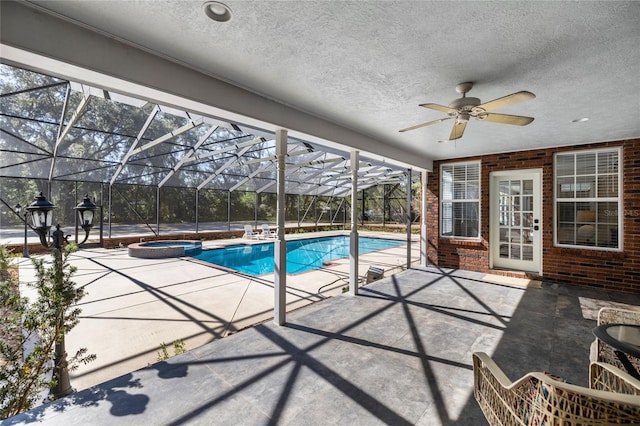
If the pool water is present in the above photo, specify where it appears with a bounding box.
[192,235,405,276]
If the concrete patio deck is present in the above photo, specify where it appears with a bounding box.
[7,262,640,425]
[14,231,419,392]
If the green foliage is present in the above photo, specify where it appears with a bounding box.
[156,340,187,362]
[230,192,256,221]
[157,342,170,361]
[0,245,94,419]
[0,244,15,270]
[173,340,186,355]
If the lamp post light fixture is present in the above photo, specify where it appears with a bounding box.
[25,192,98,249]
[23,192,98,399]
[25,192,56,248]
[13,203,29,258]
[75,194,99,244]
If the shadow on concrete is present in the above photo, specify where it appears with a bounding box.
[7,266,640,425]
[3,373,146,424]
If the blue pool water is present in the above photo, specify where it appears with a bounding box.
[192,235,405,276]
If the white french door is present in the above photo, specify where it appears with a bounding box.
[490,170,542,273]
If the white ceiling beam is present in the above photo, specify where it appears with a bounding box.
[230,146,316,191]
[157,125,219,188]
[241,148,310,166]
[196,145,253,191]
[48,82,72,182]
[109,105,159,185]
[228,161,274,192]
[286,156,346,170]
[129,114,204,156]
[255,156,347,194]
[184,137,264,164]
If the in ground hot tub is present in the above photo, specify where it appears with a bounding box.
[128,240,202,258]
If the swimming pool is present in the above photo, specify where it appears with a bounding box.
[192,235,405,276]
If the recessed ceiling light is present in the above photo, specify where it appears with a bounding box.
[571,117,589,123]
[203,1,232,22]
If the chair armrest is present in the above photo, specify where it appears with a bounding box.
[589,339,598,363]
[473,352,640,425]
[590,361,640,395]
[597,307,640,326]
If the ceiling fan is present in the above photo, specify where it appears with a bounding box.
[399,82,535,140]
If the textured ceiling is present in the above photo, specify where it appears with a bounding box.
[10,1,640,165]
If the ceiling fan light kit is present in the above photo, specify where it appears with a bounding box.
[456,112,470,124]
[400,82,535,140]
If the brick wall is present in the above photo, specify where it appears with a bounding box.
[427,138,640,293]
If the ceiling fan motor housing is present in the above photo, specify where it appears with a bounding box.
[448,96,481,111]
[450,81,481,115]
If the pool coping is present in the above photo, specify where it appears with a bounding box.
[128,240,202,258]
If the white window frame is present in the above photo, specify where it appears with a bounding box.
[553,147,623,251]
[440,161,481,239]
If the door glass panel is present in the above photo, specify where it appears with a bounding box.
[511,212,521,226]
[513,196,521,211]
[510,181,521,195]
[523,180,533,195]
[497,178,535,263]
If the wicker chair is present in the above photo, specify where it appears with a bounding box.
[590,361,640,395]
[473,352,640,425]
[589,307,640,373]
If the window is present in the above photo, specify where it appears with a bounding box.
[441,161,480,238]
[554,148,622,250]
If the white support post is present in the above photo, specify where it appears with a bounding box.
[420,171,429,267]
[195,189,199,234]
[349,150,359,296]
[156,187,161,236]
[406,168,412,268]
[108,184,112,238]
[274,129,287,326]
[227,191,231,232]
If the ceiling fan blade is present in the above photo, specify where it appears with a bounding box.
[399,117,450,133]
[449,120,467,140]
[478,113,534,126]
[474,91,535,112]
[419,103,458,114]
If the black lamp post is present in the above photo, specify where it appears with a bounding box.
[23,192,98,399]
[13,203,29,258]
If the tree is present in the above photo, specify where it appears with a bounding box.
[0,244,95,419]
